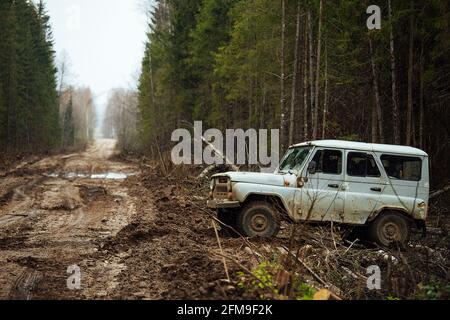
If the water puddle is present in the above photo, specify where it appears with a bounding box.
[44,172,137,180]
[91,173,131,180]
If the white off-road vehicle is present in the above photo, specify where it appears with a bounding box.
[207,140,429,246]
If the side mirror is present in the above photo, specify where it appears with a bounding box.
[308,161,317,175]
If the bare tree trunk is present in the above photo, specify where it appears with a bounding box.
[280,0,288,152]
[412,108,416,146]
[419,41,424,149]
[248,75,253,127]
[388,0,401,145]
[313,0,323,140]
[369,38,384,143]
[322,47,328,140]
[289,0,302,146]
[406,1,414,146]
[261,77,266,129]
[303,15,309,141]
[308,8,314,138]
[58,60,67,148]
[371,100,377,143]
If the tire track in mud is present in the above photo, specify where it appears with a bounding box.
[0,176,46,227]
[103,173,250,300]
[8,269,43,300]
[0,140,142,300]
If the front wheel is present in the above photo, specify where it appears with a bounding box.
[237,202,280,238]
[369,212,410,247]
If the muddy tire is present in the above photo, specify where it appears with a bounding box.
[369,212,410,247]
[237,202,280,238]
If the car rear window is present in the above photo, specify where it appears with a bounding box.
[381,155,422,181]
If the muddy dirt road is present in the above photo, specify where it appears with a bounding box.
[0,140,145,299]
[0,139,250,300]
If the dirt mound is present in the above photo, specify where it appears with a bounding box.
[39,185,84,211]
[100,173,247,300]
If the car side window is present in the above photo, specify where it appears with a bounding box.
[312,149,342,175]
[347,152,381,178]
[381,155,422,181]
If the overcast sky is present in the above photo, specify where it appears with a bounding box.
[44,0,152,131]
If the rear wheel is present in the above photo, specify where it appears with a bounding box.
[237,202,280,238]
[369,212,410,247]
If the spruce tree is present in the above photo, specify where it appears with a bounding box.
[0,0,59,153]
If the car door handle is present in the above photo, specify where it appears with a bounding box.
[328,184,339,189]
[371,187,382,192]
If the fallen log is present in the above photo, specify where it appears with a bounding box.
[196,135,239,180]
[430,183,450,199]
[198,164,235,180]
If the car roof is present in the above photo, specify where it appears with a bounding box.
[291,140,428,157]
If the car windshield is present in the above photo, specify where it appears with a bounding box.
[278,147,312,173]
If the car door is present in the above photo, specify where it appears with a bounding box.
[343,151,387,224]
[299,148,345,222]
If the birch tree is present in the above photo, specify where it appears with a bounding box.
[369,38,384,143]
[313,0,323,140]
[406,1,415,146]
[303,14,309,141]
[280,0,288,152]
[289,0,302,146]
[388,0,401,144]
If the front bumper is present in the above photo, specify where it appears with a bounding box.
[207,199,241,209]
